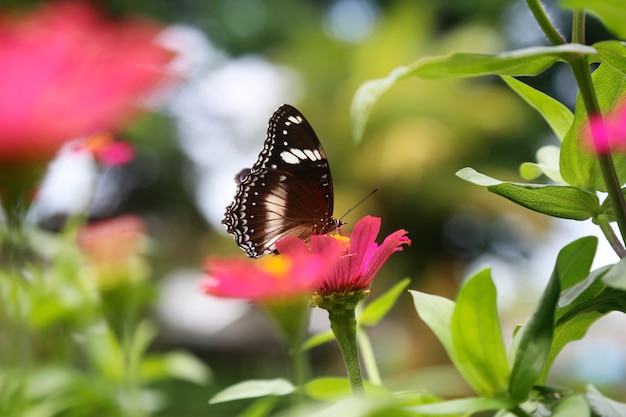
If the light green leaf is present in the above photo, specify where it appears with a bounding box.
[587,384,626,417]
[302,330,335,351]
[562,0,626,39]
[352,44,596,141]
[209,379,295,404]
[409,290,457,364]
[456,168,600,220]
[552,394,590,417]
[359,278,411,326]
[140,351,211,385]
[554,236,598,291]
[519,145,565,183]
[594,41,626,75]
[304,378,390,401]
[451,269,510,397]
[602,256,626,290]
[501,76,573,141]
[560,64,626,191]
[409,396,514,415]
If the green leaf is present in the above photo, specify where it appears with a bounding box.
[140,351,211,385]
[409,396,514,415]
[587,384,626,417]
[519,145,565,183]
[562,0,626,40]
[409,290,457,364]
[359,278,411,326]
[304,377,390,401]
[456,167,600,220]
[301,330,335,350]
[602,256,626,290]
[552,394,590,417]
[501,76,573,141]
[351,44,596,141]
[560,64,626,191]
[594,41,626,75]
[554,236,598,291]
[209,379,295,404]
[451,269,510,397]
[509,248,563,401]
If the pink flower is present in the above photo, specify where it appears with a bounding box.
[72,133,135,166]
[279,216,411,297]
[0,1,173,164]
[201,246,340,301]
[586,103,626,155]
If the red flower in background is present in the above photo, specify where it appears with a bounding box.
[0,1,173,164]
[587,103,626,155]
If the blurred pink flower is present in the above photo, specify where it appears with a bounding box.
[201,245,341,301]
[587,103,626,155]
[0,1,173,164]
[72,133,135,166]
[280,216,411,296]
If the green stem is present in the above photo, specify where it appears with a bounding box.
[329,307,365,396]
[567,11,626,253]
[356,328,381,386]
[596,215,626,257]
[525,0,566,45]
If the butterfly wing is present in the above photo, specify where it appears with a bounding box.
[223,104,339,258]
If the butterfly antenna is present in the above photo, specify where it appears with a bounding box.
[338,188,379,224]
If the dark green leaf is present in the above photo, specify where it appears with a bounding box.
[451,269,510,397]
[509,243,565,400]
[359,278,411,326]
[456,168,600,220]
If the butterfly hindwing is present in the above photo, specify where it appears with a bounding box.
[223,104,340,258]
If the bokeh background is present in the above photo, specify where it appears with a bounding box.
[9,0,626,415]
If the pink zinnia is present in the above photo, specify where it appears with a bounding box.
[586,103,626,155]
[279,216,411,297]
[201,242,341,301]
[0,1,173,164]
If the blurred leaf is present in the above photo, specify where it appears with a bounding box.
[302,329,335,350]
[586,384,626,417]
[594,41,626,75]
[409,290,457,364]
[456,167,600,220]
[141,351,211,385]
[359,278,410,327]
[236,396,280,417]
[501,76,573,141]
[562,0,626,39]
[409,396,514,415]
[352,44,596,141]
[304,378,390,402]
[209,379,295,404]
[520,145,565,183]
[451,269,509,397]
[552,394,590,417]
[560,64,626,191]
[510,237,572,400]
[602,255,626,290]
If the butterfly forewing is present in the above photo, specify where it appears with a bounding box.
[223,104,340,258]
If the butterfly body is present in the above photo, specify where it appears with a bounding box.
[223,104,342,258]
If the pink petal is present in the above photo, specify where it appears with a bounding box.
[359,229,411,285]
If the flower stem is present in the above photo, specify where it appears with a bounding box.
[595,214,626,257]
[328,307,365,396]
[525,0,566,45]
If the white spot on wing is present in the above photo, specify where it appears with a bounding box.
[287,115,302,124]
[290,148,307,160]
[280,151,300,164]
[303,149,320,161]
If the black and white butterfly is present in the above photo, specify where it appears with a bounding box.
[222,104,342,258]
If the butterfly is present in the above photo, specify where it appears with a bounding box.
[222,104,342,258]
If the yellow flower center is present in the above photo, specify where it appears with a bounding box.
[259,256,291,276]
[332,234,351,251]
